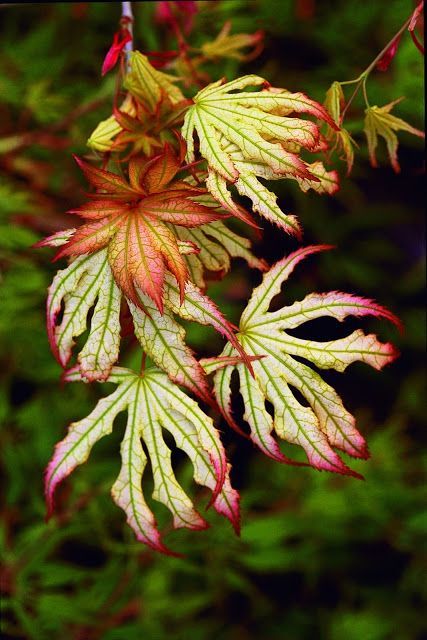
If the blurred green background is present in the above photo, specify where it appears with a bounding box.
[1,2,425,639]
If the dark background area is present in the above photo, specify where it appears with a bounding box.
[1,2,425,639]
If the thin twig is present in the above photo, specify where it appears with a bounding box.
[121,1,133,69]
[340,7,418,120]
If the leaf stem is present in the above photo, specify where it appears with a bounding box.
[340,8,415,120]
[121,1,133,70]
[140,352,147,375]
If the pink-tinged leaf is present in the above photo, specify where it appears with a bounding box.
[45,375,135,517]
[34,228,75,248]
[129,294,213,406]
[408,1,425,54]
[183,74,340,228]
[376,34,402,71]
[101,28,132,76]
[145,370,227,502]
[68,200,129,220]
[140,196,228,227]
[108,215,165,312]
[51,364,231,554]
[73,155,137,196]
[142,215,188,303]
[54,216,122,261]
[141,144,181,193]
[46,251,121,381]
[214,245,399,478]
[269,290,402,332]
[163,275,254,375]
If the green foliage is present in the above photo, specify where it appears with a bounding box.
[1,1,425,639]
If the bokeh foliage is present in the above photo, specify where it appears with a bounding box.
[1,2,425,639]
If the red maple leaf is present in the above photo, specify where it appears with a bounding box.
[55,144,228,311]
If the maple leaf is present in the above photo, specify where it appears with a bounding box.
[169,178,267,287]
[44,233,250,394]
[182,74,339,235]
[175,220,267,289]
[212,246,400,473]
[88,94,137,153]
[111,95,190,157]
[323,81,356,175]
[45,365,240,554]
[46,249,121,382]
[124,51,185,110]
[364,98,425,173]
[88,52,189,153]
[55,145,228,311]
[200,21,264,62]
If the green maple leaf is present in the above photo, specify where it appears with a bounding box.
[45,365,239,554]
[212,246,400,474]
[323,81,356,175]
[182,75,339,236]
[364,97,425,173]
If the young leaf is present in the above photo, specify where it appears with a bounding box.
[213,246,399,473]
[364,98,424,173]
[124,51,185,110]
[182,75,338,234]
[88,52,190,154]
[87,95,137,152]
[200,21,263,61]
[56,146,228,310]
[323,81,356,175]
[45,365,239,553]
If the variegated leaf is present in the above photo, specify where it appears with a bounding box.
[47,248,121,382]
[182,74,338,234]
[45,365,239,553]
[214,245,399,474]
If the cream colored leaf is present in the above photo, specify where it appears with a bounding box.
[214,246,399,474]
[47,249,121,381]
[182,74,338,235]
[46,365,239,553]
